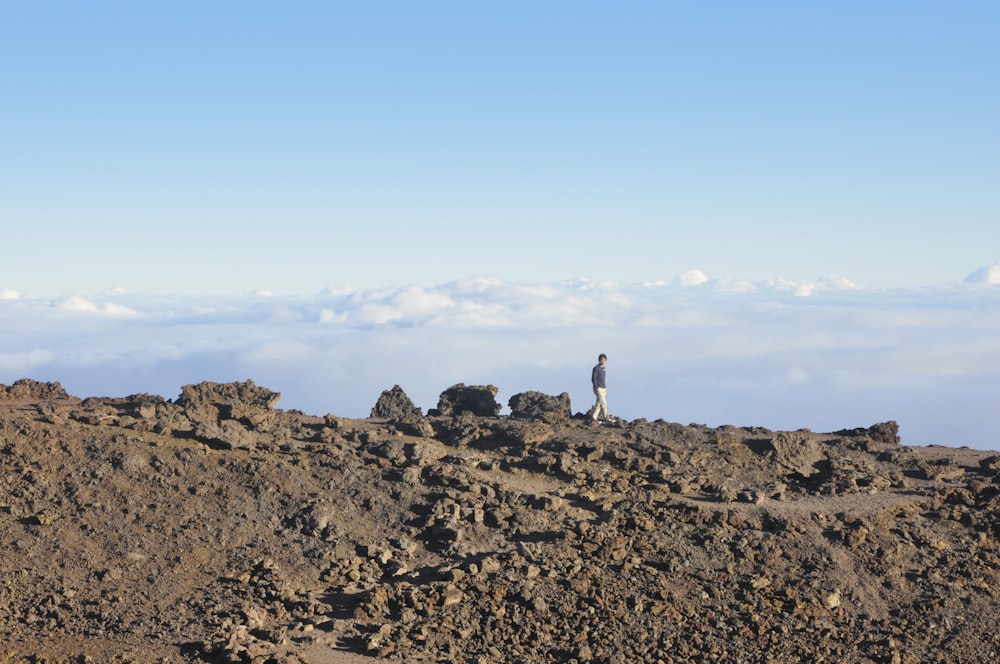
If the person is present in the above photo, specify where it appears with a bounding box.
[591,353,610,422]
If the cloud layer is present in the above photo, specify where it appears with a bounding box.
[3,268,999,450]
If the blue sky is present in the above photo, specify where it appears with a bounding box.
[2,2,999,449]
[3,1,998,294]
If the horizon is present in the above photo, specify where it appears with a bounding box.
[3,269,999,451]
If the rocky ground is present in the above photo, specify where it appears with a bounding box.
[1,378,998,663]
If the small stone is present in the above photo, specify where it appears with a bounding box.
[442,587,464,606]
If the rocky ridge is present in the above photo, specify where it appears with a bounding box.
[0,378,998,663]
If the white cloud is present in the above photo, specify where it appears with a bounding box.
[678,269,709,286]
[819,275,858,290]
[392,286,456,318]
[794,283,815,297]
[965,263,1000,285]
[2,272,998,449]
[758,274,860,297]
[358,303,403,325]
[714,279,757,294]
[55,295,140,317]
[56,295,102,312]
[0,289,20,300]
[319,286,356,297]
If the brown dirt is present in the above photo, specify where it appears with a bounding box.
[1,379,998,663]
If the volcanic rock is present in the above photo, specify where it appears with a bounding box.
[0,378,70,401]
[174,379,282,450]
[508,390,572,424]
[370,384,423,421]
[0,378,998,663]
[431,383,500,417]
[176,379,281,427]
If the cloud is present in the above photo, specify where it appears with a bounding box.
[764,275,858,297]
[319,308,347,324]
[2,270,998,449]
[0,349,54,373]
[54,295,140,317]
[0,289,20,300]
[965,263,1000,285]
[678,269,709,286]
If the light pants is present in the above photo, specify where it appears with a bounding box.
[592,387,609,421]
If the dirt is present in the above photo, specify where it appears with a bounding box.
[0,378,998,663]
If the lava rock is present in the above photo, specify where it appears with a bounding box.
[508,391,572,424]
[432,383,500,417]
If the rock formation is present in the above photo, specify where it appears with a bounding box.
[431,383,501,417]
[508,390,572,424]
[371,384,423,421]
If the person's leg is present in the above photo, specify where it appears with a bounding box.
[595,387,608,421]
[592,388,602,421]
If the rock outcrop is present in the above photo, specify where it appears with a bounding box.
[508,390,572,424]
[175,379,283,450]
[0,378,71,401]
[371,384,423,421]
[431,383,500,417]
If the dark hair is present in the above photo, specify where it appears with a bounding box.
[598,353,607,361]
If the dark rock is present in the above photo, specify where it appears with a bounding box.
[868,421,901,444]
[127,393,167,420]
[433,383,500,417]
[835,421,900,445]
[371,385,423,421]
[979,455,1000,473]
[508,391,572,424]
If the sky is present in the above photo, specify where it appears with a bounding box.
[2,2,998,449]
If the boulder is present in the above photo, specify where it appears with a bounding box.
[508,391,572,424]
[432,384,500,417]
[175,380,280,428]
[0,379,70,401]
[835,421,900,445]
[371,385,423,421]
[866,421,901,445]
[771,431,825,478]
[175,380,282,450]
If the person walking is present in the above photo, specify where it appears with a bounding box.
[591,353,610,422]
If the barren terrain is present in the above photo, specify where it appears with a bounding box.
[1,378,998,663]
